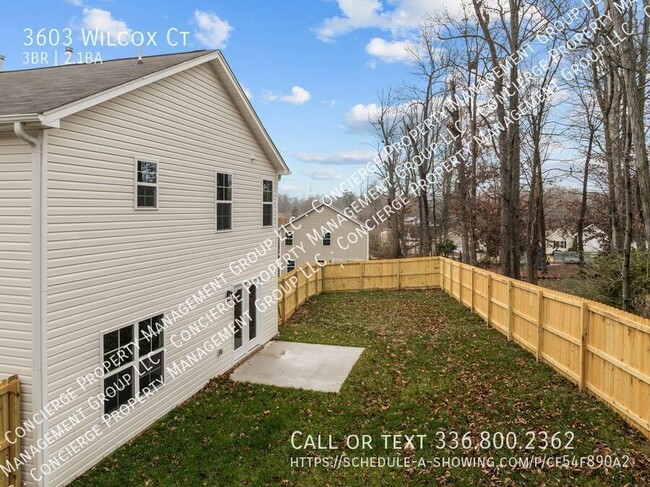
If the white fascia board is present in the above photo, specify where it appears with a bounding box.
[0,114,58,129]
[0,113,40,123]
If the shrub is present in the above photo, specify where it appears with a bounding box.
[436,239,457,258]
[577,251,650,317]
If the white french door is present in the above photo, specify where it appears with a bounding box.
[233,282,260,360]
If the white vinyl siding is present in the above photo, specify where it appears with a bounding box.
[44,63,280,486]
[278,205,369,273]
[0,135,36,481]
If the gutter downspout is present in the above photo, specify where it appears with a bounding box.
[14,122,48,486]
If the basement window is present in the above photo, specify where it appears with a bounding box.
[102,313,165,417]
[216,173,233,231]
[263,180,273,226]
[135,160,158,209]
[323,232,331,246]
[285,232,293,245]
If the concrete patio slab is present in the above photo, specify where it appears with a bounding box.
[231,341,365,393]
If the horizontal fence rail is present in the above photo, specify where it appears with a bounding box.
[278,256,650,440]
[0,375,20,487]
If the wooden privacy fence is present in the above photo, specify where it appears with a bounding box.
[277,257,440,323]
[439,257,650,440]
[0,375,20,487]
[278,256,650,440]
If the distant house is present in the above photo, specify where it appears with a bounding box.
[546,228,575,259]
[278,203,369,273]
[0,50,290,486]
[546,225,609,262]
[580,224,607,253]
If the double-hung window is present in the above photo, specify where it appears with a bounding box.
[323,232,331,246]
[287,260,296,272]
[263,180,273,227]
[102,313,164,417]
[216,173,233,231]
[137,315,165,394]
[285,232,293,245]
[135,160,158,209]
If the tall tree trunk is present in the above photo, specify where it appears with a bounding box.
[622,120,633,312]
[610,1,650,248]
[577,130,595,264]
[448,79,471,263]
[472,0,514,276]
[508,0,522,279]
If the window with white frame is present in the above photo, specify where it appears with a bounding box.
[263,180,273,226]
[135,160,158,209]
[216,173,233,231]
[559,241,566,248]
[322,232,331,246]
[102,313,164,416]
[285,231,293,245]
[287,260,296,272]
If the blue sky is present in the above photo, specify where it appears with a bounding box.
[0,0,450,196]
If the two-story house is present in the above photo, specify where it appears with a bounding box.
[0,50,289,486]
[278,203,368,274]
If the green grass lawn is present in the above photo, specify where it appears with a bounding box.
[73,290,650,486]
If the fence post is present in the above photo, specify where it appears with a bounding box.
[0,375,20,487]
[294,271,300,311]
[470,267,475,312]
[536,289,544,363]
[396,260,401,290]
[579,301,589,391]
[442,259,446,290]
[319,264,325,293]
[486,273,492,328]
[507,280,513,341]
[361,262,366,290]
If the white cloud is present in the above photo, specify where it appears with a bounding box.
[345,103,382,133]
[366,37,417,63]
[315,0,462,41]
[295,150,376,166]
[304,168,344,181]
[316,0,387,41]
[67,0,85,6]
[194,10,233,49]
[264,86,311,105]
[365,37,416,63]
[81,8,131,37]
[282,86,311,104]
